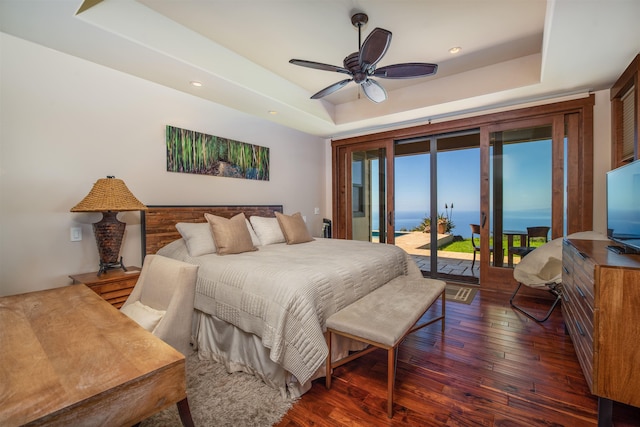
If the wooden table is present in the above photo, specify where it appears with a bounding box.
[0,285,194,426]
[504,229,528,267]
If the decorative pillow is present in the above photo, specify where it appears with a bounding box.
[120,300,166,332]
[176,222,216,256]
[245,218,262,247]
[276,212,314,245]
[250,216,286,245]
[205,213,257,255]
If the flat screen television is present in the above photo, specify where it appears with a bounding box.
[607,159,640,254]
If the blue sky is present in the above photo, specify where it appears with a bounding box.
[393,140,552,214]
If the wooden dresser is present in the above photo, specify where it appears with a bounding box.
[69,267,140,308]
[562,238,640,425]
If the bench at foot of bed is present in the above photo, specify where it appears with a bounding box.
[325,275,446,418]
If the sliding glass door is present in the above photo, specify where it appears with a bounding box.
[394,131,480,281]
[483,117,565,284]
[332,97,593,289]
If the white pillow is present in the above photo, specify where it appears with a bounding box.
[245,219,262,247]
[250,216,286,245]
[176,222,216,256]
[121,300,166,332]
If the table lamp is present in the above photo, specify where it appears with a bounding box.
[71,176,147,276]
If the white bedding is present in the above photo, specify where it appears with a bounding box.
[158,237,421,386]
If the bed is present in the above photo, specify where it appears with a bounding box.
[141,205,424,398]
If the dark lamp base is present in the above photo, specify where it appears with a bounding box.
[93,211,127,276]
[98,257,128,276]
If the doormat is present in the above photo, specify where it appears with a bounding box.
[445,284,478,305]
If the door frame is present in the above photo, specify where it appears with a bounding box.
[332,96,594,290]
[333,139,395,243]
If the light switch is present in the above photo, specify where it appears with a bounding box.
[70,227,82,242]
[314,207,320,215]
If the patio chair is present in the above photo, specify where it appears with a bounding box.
[470,224,493,270]
[509,226,550,261]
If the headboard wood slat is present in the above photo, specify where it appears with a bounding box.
[141,205,283,257]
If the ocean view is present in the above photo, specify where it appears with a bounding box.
[375,210,552,239]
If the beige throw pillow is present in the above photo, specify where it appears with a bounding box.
[276,212,314,245]
[205,213,257,255]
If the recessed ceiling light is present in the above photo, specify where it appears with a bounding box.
[268,110,278,115]
[190,81,203,87]
[449,47,462,54]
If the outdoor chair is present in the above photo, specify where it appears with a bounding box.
[470,224,493,270]
[509,226,550,261]
[510,230,609,322]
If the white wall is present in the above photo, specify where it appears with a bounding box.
[592,89,612,234]
[0,33,328,296]
[0,32,616,297]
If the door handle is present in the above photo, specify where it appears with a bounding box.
[481,212,487,228]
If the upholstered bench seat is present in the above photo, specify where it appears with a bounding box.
[325,275,446,418]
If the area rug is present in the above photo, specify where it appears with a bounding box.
[141,351,296,426]
[445,283,479,304]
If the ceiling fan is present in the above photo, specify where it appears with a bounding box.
[289,13,438,103]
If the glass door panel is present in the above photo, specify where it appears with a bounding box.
[351,148,388,243]
[489,123,553,270]
[394,131,480,282]
[436,136,480,279]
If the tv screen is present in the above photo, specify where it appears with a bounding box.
[607,159,640,253]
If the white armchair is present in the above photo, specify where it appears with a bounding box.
[121,254,199,355]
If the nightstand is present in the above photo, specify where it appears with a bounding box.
[69,267,141,308]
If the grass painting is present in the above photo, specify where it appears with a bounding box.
[166,125,269,181]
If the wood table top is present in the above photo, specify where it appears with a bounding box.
[0,284,187,426]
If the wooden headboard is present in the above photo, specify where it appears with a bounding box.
[141,205,283,257]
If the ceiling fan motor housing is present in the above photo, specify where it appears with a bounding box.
[344,53,367,83]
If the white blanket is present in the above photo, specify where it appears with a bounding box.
[158,238,420,384]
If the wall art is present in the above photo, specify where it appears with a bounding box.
[166,125,269,181]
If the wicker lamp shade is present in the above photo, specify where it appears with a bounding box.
[71,177,147,212]
[71,176,147,276]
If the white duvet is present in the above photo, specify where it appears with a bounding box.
[158,237,420,384]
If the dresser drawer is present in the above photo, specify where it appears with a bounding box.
[563,242,595,307]
[562,299,594,390]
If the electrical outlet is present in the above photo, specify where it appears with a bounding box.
[314,207,320,215]
[70,227,82,241]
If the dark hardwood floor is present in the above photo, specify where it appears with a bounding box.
[276,286,640,426]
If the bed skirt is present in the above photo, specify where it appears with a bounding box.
[192,310,368,399]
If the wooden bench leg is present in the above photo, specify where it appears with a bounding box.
[441,291,446,333]
[387,346,395,418]
[326,330,332,389]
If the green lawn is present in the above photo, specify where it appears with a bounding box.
[440,236,546,253]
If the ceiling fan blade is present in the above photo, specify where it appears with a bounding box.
[289,59,351,75]
[373,63,438,79]
[361,79,387,103]
[359,28,392,70]
[310,79,352,99]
